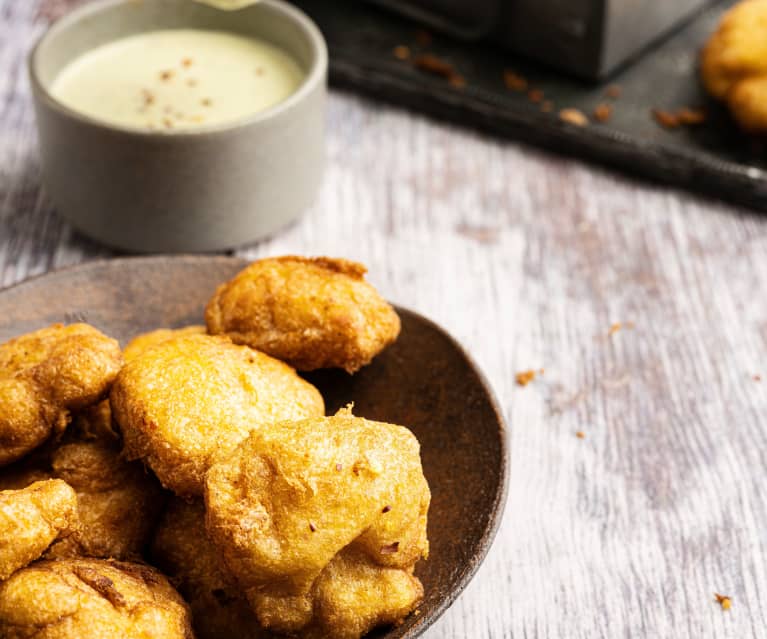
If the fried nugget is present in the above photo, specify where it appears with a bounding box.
[0,324,123,466]
[205,257,401,373]
[303,547,424,639]
[0,480,78,580]
[205,409,430,638]
[701,0,767,132]
[0,558,193,638]
[111,334,324,496]
[0,414,163,562]
[44,438,164,561]
[123,326,207,362]
[151,499,266,639]
[726,74,767,133]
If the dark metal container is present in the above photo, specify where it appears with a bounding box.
[369,0,718,79]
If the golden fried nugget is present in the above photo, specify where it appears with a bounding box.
[0,480,78,580]
[701,0,767,98]
[205,256,401,373]
[701,0,767,132]
[0,417,163,562]
[205,409,430,638]
[123,326,207,362]
[303,547,423,639]
[44,439,164,561]
[0,559,193,638]
[151,499,266,639]
[726,74,767,133]
[111,334,324,496]
[0,324,123,466]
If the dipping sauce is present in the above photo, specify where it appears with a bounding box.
[50,29,305,131]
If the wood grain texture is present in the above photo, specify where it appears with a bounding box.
[1,1,766,637]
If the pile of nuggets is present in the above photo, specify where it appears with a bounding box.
[701,0,767,133]
[0,256,431,639]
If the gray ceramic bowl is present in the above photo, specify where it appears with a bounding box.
[29,0,327,253]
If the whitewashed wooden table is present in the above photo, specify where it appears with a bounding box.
[2,2,766,638]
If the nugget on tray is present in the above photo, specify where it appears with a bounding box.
[123,325,207,362]
[152,499,265,639]
[205,256,401,373]
[111,333,324,496]
[0,324,123,466]
[0,480,78,580]
[0,559,194,638]
[701,0,767,133]
[205,408,430,638]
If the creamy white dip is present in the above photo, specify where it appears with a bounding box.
[51,29,304,131]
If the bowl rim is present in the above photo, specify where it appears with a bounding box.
[28,0,328,139]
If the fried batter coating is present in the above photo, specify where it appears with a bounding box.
[0,480,78,580]
[701,0,767,132]
[302,547,424,639]
[111,334,324,496]
[205,256,401,373]
[151,499,266,639]
[0,324,123,466]
[0,558,194,638]
[726,74,767,133]
[44,439,164,561]
[123,326,207,362]
[0,414,163,562]
[205,409,429,638]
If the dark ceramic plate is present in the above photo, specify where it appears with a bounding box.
[0,256,508,639]
[292,0,767,211]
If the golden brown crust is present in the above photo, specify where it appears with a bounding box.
[0,480,78,581]
[0,410,164,562]
[43,439,165,561]
[0,324,123,467]
[204,409,430,638]
[0,558,194,639]
[205,256,400,373]
[111,333,324,497]
[151,499,267,639]
[700,0,767,132]
[726,75,767,133]
[302,547,424,639]
[123,326,207,362]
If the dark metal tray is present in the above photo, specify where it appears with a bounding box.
[292,0,767,210]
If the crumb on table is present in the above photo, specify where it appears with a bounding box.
[393,45,411,61]
[516,369,543,387]
[559,108,589,127]
[714,593,732,611]
[594,103,612,123]
[652,107,707,129]
[413,54,465,89]
[504,70,528,92]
